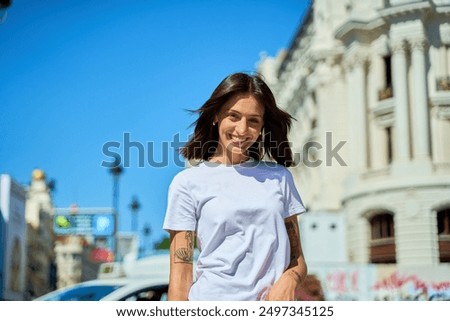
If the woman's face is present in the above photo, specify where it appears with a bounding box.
[214,93,264,163]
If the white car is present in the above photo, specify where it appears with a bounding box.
[35,252,171,301]
[34,277,169,301]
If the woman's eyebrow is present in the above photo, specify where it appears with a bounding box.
[228,109,264,118]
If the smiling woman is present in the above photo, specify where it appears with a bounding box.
[163,72,308,301]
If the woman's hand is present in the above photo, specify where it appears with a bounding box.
[265,273,298,301]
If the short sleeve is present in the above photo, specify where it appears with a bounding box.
[282,168,306,218]
[163,172,197,232]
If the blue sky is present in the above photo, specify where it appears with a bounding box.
[0,0,309,248]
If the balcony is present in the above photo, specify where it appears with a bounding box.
[385,0,424,7]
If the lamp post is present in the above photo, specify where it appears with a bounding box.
[142,224,152,256]
[0,0,12,24]
[129,195,141,233]
[108,155,123,261]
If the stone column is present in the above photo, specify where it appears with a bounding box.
[371,54,388,169]
[447,46,450,76]
[391,41,410,163]
[410,38,431,162]
[353,56,369,171]
[374,54,386,93]
[345,64,358,170]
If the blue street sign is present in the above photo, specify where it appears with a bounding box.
[53,214,115,236]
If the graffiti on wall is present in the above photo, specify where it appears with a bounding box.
[373,271,450,301]
[308,264,450,301]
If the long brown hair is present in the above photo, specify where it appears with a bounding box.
[181,72,295,167]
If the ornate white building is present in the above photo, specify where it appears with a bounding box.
[259,0,450,266]
[25,169,56,299]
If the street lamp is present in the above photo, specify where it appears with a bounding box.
[0,0,12,24]
[129,195,141,233]
[142,224,152,256]
[108,155,123,260]
[109,155,123,215]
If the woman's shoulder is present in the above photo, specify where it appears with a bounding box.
[169,163,207,185]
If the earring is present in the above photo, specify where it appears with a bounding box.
[213,122,217,126]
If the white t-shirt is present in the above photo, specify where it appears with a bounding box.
[163,160,305,301]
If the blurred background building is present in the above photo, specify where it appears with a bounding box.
[1,169,126,300]
[0,174,27,301]
[24,169,56,299]
[259,0,450,300]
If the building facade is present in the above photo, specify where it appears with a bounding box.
[24,169,57,299]
[0,174,27,300]
[259,0,450,267]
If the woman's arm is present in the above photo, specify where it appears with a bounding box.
[266,214,308,301]
[167,230,195,301]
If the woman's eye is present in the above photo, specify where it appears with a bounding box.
[228,113,239,119]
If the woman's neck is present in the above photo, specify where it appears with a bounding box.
[209,151,250,165]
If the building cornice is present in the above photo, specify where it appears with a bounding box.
[335,18,386,43]
[378,1,431,19]
[342,176,450,204]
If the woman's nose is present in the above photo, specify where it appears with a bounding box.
[235,118,248,134]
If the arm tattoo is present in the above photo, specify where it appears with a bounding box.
[174,231,194,263]
[286,221,300,262]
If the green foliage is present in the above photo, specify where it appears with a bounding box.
[154,235,198,250]
[154,236,170,250]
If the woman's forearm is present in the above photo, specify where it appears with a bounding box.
[168,269,192,301]
[168,230,195,301]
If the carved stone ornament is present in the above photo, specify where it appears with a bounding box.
[390,40,407,54]
[409,37,427,51]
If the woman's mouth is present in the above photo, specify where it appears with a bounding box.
[229,134,248,148]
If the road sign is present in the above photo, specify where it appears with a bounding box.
[53,213,115,236]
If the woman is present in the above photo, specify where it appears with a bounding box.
[163,72,307,301]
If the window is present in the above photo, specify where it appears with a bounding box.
[436,45,450,91]
[437,208,450,235]
[437,208,450,262]
[369,212,396,263]
[370,213,395,240]
[386,127,393,164]
[383,56,392,90]
[378,56,393,100]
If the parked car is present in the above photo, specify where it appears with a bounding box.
[35,252,171,301]
[34,277,168,301]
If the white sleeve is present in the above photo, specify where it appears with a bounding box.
[163,173,197,232]
[283,168,306,218]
